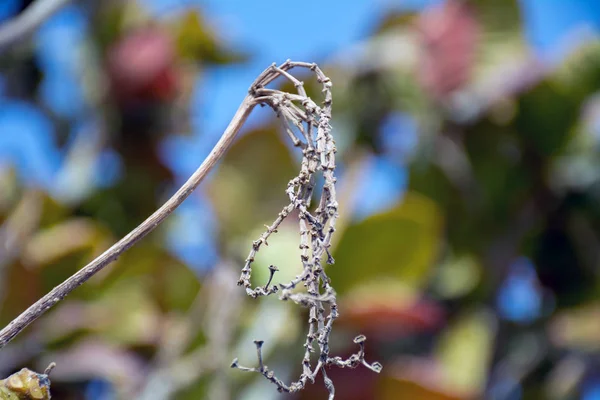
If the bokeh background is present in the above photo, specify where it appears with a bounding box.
[1,0,600,399]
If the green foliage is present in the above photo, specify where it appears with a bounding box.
[209,125,297,239]
[173,11,247,64]
[330,192,442,294]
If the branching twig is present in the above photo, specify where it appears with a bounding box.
[0,60,381,399]
[232,61,381,399]
[0,0,72,53]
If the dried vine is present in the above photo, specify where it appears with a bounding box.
[231,61,381,399]
[0,60,380,399]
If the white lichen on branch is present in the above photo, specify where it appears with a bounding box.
[232,61,382,399]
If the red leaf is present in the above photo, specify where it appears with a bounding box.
[107,28,179,102]
[416,0,481,99]
[338,285,446,340]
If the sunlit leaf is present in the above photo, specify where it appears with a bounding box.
[43,279,162,346]
[553,39,600,99]
[435,308,497,396]
[93,3,129,50]
[0,167,20,215]
[373,11,419,34]
[468,0,528,81]
[98,243,201,312]
[173,378,210,400]
[21,218,109,268]
[329,192,442,294]
[172,11,247,64]
[245,219,302,288]
[432,254,481,299]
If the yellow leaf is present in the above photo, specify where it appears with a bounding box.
[173,11,247,64]
[435,309,497,396]
[0,366,53,400]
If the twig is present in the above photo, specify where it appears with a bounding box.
[232,61,381,398]
[0,0,72,53]
[0,94,257,349]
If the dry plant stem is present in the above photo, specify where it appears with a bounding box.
[0,59,380,399]
[0,0,72,52]
[0,95,257,350]
[232,61,381,399]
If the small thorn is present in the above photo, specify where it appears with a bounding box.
[368,361,383,373]
[44,362,56,375]
[353,335,366,344]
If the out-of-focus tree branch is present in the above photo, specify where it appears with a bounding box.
[0,0,72,52]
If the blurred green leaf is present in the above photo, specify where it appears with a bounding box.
[99,243,201,312]
[175,378,210,400]
[173,11,247,64]
[93,3,128,51]
[373,11,418,34]
[0,263,41,328]
[22,219,109,269]
[209,125,297,240]
[0,167,20,215]
[246,219,302,288]
[92,279,162,345]
[435,309,497,396]
[329,192,442,294]
[553,39,600,100]
[43,279,162,347]
[468,0,528,86]
[432,254,481,299]
[516,81,579,156]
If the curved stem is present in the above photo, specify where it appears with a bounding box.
[0,94,256,349]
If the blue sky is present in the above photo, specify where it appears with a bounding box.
[520,0,600,62]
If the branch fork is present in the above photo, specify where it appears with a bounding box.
[232,61,381,399]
